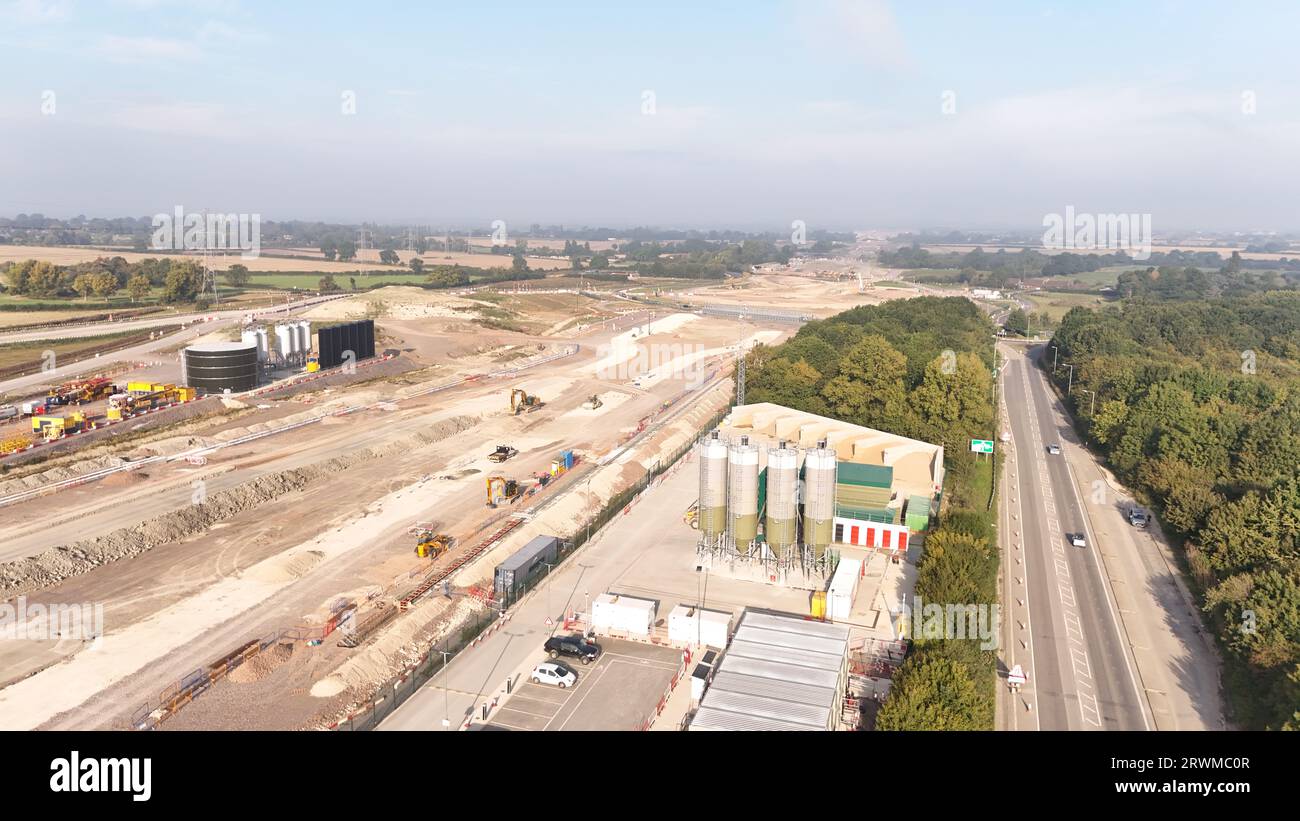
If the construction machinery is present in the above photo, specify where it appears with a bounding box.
[108,384,196,421]
[582,394,603,410]
[46,377,117,407]
[487,444,518,463]
[410,524,454,559]
[509,388,543,415]
[683,501,700,530]
[0,433,33,455]
[485,475,522,507]
[30,412,88,441]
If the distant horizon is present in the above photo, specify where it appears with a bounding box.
[4,1,1299,233]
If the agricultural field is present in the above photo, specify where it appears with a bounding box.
[1023,289,1110,321]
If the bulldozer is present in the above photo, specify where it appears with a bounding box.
[411,525,453,559]
[509,388,544,415]
[582,394,603,410]
[485,475,521,507]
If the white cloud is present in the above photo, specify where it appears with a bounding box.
[6,0,68,23]
[94,34,198,63]
[798,0,912,71]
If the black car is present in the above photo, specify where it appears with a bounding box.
[544,635,601,665]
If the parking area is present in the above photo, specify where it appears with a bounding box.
[487,637,685,731]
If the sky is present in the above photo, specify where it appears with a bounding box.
[2,0,1298,232]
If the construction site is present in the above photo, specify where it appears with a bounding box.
[0,276,829,731]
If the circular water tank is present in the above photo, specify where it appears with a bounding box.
[183,341,258,393]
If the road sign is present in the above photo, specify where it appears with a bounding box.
[1008,664,1027,685]
[971,439,994,454]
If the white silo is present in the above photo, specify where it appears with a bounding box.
[296,321,311,356]
[275,325,295,362]
[765,441,799,559]
[256,328,270,362]
[698,431,729,540]
[727,435,760,554]
[241,328,259,353]
[802,439,838,559]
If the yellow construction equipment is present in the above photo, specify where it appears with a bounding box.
[31,412,88,441]
[509,388,543,415]
[107,384,195,421]
[683,501,700,529]
[412,528,453,559]
[485,475,521,507]
[582,394,603,410]
[0,433,33,455]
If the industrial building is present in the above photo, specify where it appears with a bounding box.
[689,609,851,731]
[695,402,944,580]
[317,319,376,369]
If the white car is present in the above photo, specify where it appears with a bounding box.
[1047,444,1062,455]
[530,662,577,689]
[1069,533,1087,548]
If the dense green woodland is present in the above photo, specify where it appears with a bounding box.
[742,297,1001,728]
[1051,293,1300,729]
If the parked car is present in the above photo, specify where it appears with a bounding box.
[1069,532,1087,548]
[530,661,577,689]
[1128,507,1149,528]
[544,634,601,665]
[1047,444,1062,455]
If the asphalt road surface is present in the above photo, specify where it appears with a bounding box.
[997,343,1223,731]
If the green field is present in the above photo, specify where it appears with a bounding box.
[1024,290,1110,321]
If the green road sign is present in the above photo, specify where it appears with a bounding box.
[970,439,994,454]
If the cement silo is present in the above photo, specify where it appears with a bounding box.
[255,328,269,363]
[274,325,296,363]
[240,329,259,354]
[802,439,837,559]
[296,321,311,357]
[765,441,799,559]
[727,435,759,554]
[698,431,729,540]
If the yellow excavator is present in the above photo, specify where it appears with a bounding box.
[485,475,521,507]
[509,388,543,415]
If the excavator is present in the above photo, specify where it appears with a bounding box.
[509,388,544,415]
[485,475,522,507]
[582,394,603,410]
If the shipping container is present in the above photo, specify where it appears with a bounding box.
[492,534,560,603]
[668,605,732,648]
[591,593,656,636]
[826,558,861,620]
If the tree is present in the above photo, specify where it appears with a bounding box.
[823,335,909,430]
[876,652,989,730]
[127,273,151,303]
[162,262,201,303]
[72,272,96,301]
[90,271,118,298]
[318,274,341,293]
[512,254,529,273]
[589,252,609,269]
[1005,308,1029,336]
[409,258,424,275]
[337,240,357,261]
[224,264,251,288]
[379,249,399,265]
[910,351,994,449]
[320,238,338,261]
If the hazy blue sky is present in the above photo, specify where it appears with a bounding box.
[2,0,1298,231]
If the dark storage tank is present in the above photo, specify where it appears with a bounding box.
[182,341,258,394]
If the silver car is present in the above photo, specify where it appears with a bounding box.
[1048,444,1062,455]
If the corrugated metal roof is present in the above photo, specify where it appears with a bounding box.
[731,625,849,658]
[739,611,850,641]
[689,707,817,732]
[689,610,849,732]
[710,671,834,707]
[836,462,893,488]
[700,689,829,728]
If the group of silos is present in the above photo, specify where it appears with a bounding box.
[241,321,312,367]
[697,431,838,565]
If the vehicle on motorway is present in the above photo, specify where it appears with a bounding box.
[1069,532,1087,548]
[1047,444,1062,455]
[544,634,601,664]
[1128,507,1149,528]
[530,661,577,689]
